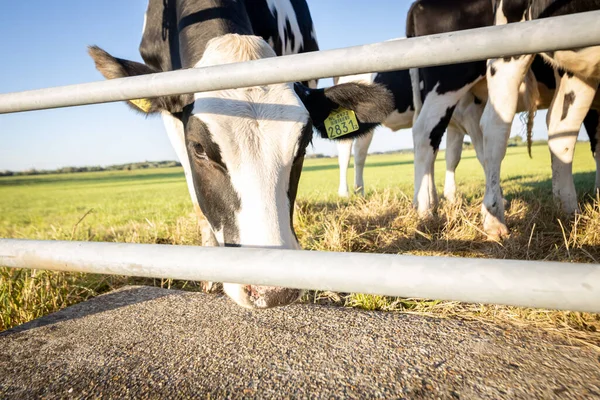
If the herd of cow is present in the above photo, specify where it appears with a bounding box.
[88,0,600,309]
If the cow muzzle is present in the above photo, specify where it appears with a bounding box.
[223,283,303,309]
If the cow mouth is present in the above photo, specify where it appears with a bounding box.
[222,283,303,309]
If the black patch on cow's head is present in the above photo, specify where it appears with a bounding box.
[430,106,456,151]
[184,113,241,245]
[287,123,312,220]
[561,91,576,121]
[490,65,497,76]
[294,82,394,140]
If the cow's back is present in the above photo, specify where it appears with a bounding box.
[406,0,493,37]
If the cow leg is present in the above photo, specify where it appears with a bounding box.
[353,131,374,196]
[443,93,486,202]
[596,127,600,195]
[480,55,534,237]
[444,123,464,202]
[461,95,485,168]
[161,113,218,249]
[413,85,475,216]
[337,139,353,197]
[583,109,600,194]
[547,74,598,213]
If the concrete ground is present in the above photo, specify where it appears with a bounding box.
[1,286,599,399]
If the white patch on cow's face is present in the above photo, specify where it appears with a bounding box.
[186,34,308,310]
[192,86,307,248]
[192,35,308,249]
[266,0,304,55]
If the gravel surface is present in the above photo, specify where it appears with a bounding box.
[1,286,599,399]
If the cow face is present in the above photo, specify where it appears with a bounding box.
[89,34,393,309]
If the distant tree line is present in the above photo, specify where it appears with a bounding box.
[0,160,182,177]
[1,137,561,177]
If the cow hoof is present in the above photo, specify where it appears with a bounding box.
[444,191,457,203]
[338,189,350,198]
[354,186,365,196]
[483,220,509,240]
[416,208,435,220]
[560,201,579,216]
[201,281,215,293]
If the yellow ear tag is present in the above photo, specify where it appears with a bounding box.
[130,98,152,113]
[324,108,359,139]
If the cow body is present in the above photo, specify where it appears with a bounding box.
[335,70,415,197]
[481,0,600,236]
[407,0,600,237]
[89,0,393,308]
[406,0,492,218]
[335,69,486,202]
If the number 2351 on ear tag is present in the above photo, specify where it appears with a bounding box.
[324,108,359,139]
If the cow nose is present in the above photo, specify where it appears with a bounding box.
[223,283,303,309]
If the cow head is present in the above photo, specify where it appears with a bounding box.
[89,34,393,309]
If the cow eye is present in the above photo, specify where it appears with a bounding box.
[192,142,206,159]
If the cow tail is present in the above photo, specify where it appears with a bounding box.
[520,68,539,158]
[410,67,422,125]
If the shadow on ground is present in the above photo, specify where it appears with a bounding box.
[0,286,179,336]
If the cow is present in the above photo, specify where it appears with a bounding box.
[406,0,600,238]
[334,69,486,203]
[88,0,394,309]
[481,0,600,236]
[406,0,493,222]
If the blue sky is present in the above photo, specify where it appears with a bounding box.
[0,0,554,171]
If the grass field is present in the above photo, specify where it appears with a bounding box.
[1,143,599,347]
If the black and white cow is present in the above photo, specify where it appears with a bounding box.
[481,0,600,236]
[406,0,599,237]
[334,69,415,197]
[335,68,486,202]
[406,0,494,219]
[89,0,393,308]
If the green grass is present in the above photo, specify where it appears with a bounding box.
[1,142,599,346]
[300,143,597,201]
[2,143,595,235]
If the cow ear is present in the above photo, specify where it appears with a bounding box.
[295,82,394,139]
[88,45,191,114]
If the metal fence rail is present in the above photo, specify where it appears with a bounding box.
[1,11,600,114]
[1,239,599,313]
